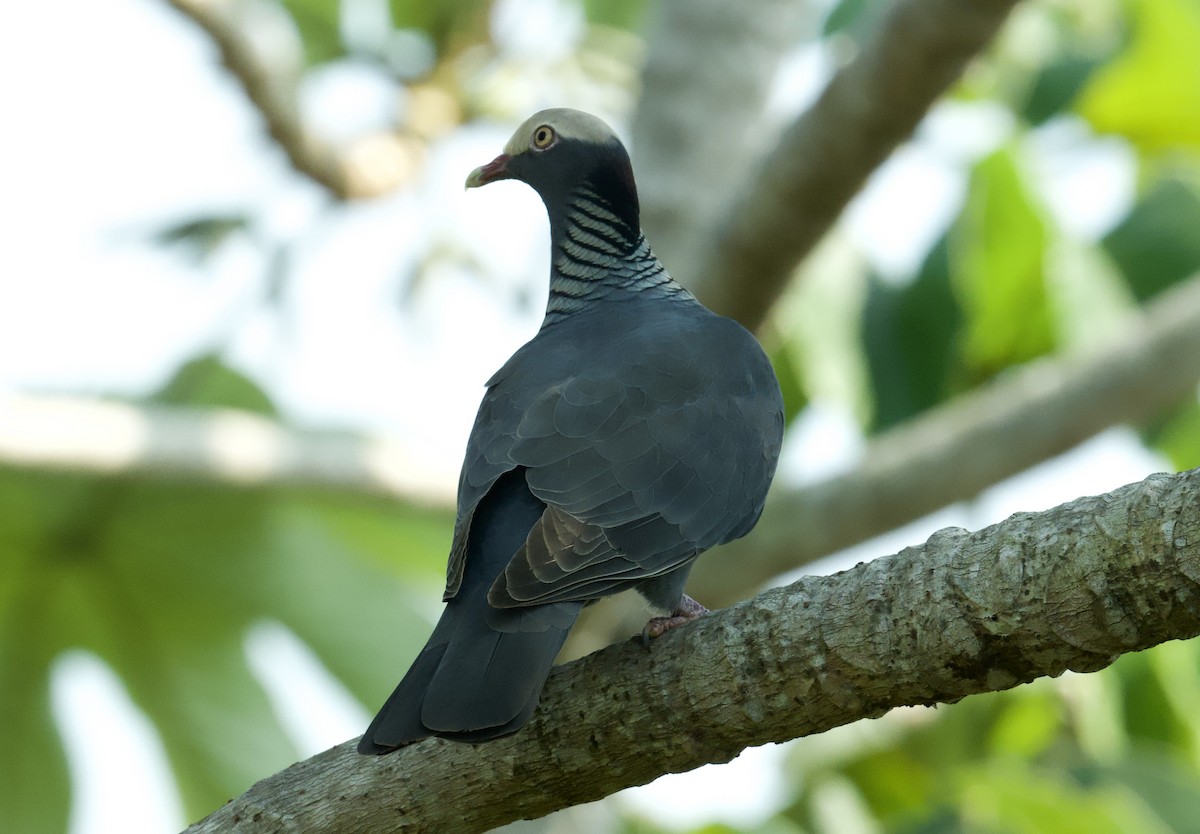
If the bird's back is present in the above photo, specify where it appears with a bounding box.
[452,296,783,609]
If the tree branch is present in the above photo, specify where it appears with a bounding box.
[692,0,1021,329]
[632,0,811,275]
[165,0,411,199]
[0,393,453,507]
[185,467,1200,833]
[690,273,1200,604]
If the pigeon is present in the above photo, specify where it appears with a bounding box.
[358,109,784,754]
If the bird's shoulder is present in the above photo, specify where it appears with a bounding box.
[485,299,764,397]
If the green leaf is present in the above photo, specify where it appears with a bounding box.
[862,239,962,431]
[1021,54,1107,126]
[1103,175,1200,302]
[153,354,276,416]
[1147,638,1200,759]
[1143,399,1200,471]
[951,145,1055,380]
[113,624,297,822]
[960,763,1172,834]
[0,578,70,834]
[1112,649,1187,748]
[0,471,299,823]
[280,0,344,65]
[822,0,886,40]
[1104,752,1200,834]
[87,482,297,820]
[988,689,1063,758]
[150,214,251,263]
[388,0,489,52]
[769,341,808,426]
[0,437,457,824]
[307,493,451,577]
[581,0,647,30]
[261,498,448,705]
[1076,0,1200,150]
[842,747,936,820]
[1046,239,1135,354]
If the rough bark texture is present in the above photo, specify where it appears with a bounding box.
[691,0,1021,329]
[184,467,1200,834]
[632,0,812,276]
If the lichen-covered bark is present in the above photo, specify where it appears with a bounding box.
[184,468,1200,834]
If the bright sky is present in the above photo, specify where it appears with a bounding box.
[2,1,1165,833]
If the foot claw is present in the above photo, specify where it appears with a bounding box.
[640,595,709,647]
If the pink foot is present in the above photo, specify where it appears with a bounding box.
[641,594,709,644]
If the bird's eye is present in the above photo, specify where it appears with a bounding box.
[532,125,556,150]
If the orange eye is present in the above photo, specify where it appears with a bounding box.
[532,125,555,149]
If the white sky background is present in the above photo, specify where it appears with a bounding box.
[0,0,1168,832]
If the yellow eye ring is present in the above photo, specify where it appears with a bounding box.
[532,125,556,150]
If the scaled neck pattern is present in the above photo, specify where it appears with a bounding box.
[543,182,693,326]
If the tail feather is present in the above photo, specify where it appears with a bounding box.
[358,469,581,754]
[421,602,579,734]
[357,642,449,754]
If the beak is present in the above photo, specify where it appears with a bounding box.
[465,153,513,189]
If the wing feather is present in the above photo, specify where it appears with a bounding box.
[445,303,783,607]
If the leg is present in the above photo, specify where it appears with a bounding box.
[641,594,709,644]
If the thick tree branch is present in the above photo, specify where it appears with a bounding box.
[632,0,811,275]
[0,393,452,507]
[165,0,410,199]
[692,0,1021,329]
[185,467,1200,833]
[690,273,1200,604]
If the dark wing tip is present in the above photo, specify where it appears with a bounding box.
[356,734,398,756]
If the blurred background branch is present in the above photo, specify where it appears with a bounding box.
[631,0,812,274]
[0,393,453,506]
[691,0,1022,329]
[165,0,417,198]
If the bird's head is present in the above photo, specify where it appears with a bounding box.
[465,108,639,226]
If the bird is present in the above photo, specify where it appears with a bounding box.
[357,108,784,754]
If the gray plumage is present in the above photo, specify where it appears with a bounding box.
[358,109,784,755]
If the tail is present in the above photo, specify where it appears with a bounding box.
[358,471,583,754]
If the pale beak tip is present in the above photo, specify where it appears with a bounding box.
[465,166,486,190]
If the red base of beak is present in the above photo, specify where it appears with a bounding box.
[465,154,512,189]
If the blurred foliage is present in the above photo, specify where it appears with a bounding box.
[9,0,1200,832]
[279,0,490,65]
[280,0,343,64]
[822,0,889,42]
[952,145,1056,378]
[1103,175,1200,302]
[0,359,452,831]
[1143,401,1200,473]
[149,214,254,265]
[582,0,647,30]
[1076,0,1200,151]
[862,238,961,432]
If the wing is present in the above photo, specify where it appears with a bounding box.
[444,305,783,607]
